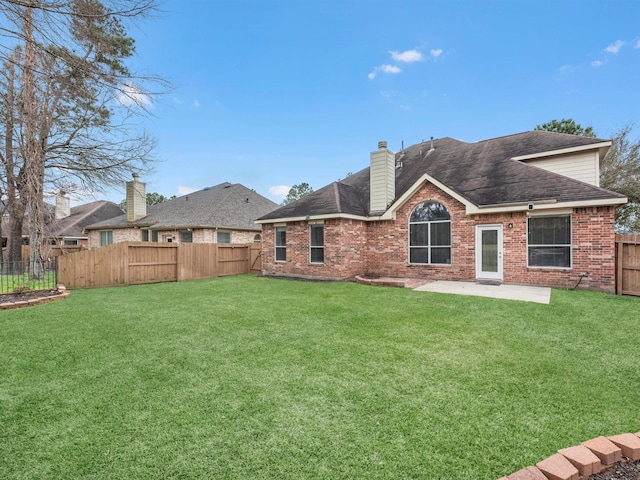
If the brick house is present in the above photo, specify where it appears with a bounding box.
[45,194,124,249]
[84,176,278,248]
[256,131,627,293]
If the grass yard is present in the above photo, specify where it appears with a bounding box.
[1,275,639,479]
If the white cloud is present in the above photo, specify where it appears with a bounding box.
[635,40,640,49]
[269,185,290,199]
[604,40,625,53]
[194,100,200,108]
[430,48,443,58]
[591,60,605,67]
[380,64,401,74]
[117,83,152,108]
[177,185,198,196]
[368,64,402,80]
[390,49,423,63]
[558,65,574,74]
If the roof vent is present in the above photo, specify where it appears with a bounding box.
[378,141,387,150]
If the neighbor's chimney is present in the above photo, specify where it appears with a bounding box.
[55,191,71,219]
[370,141,396,213]
[126,173,146,222]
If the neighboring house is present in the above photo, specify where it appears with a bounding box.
[1,195,122,253]
[257,131,627,293]
[45,194,124,249]
[84,176,278,248]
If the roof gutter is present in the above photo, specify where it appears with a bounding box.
[465,196,627,215]
[256,212,379,225]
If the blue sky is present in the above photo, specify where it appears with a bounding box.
[93,0,640,205]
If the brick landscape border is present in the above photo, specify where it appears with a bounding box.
[498,432,640,479]
[0,285,70,310]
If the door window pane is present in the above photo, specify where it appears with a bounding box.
[481,230,498,272]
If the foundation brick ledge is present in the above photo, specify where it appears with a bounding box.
[497,432,640,480]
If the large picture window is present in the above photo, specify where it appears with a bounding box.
[528,215,571,268]
[217,231,231,243]
[275,226,286,262]
[310,224,324,263]
[409,202,451,264]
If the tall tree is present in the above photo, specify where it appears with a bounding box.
[600,125,640,233]
[282,182,313,205]
[535,118,640,232]
[0,47,27,270]
[534,118,596,137]
[0,0,164,272]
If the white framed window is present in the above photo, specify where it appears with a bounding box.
[310,223,324,263]
[179,230,193,243]
[409,202,451,264]
[275,226,286,261]
[64,239,78,246]
[217,231,231,243]
[527,215,571,268]
[100,230,113,246]
[141,229,149,242]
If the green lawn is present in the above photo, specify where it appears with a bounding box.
[1,275,639,479]
[0,270,58,294]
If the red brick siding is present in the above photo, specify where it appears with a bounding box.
[261,219,368,279]
[260,183,617,292]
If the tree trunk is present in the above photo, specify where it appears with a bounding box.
[21,5,46,279]
[3,46,24,272]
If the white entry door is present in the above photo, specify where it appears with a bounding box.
[476,225,503,281]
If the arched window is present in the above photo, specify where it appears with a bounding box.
[253,234,262,243]
[409,201,451,264]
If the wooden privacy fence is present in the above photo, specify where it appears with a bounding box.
[616,234,640,296]
[58,242,262,289]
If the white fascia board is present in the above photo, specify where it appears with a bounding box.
[511,142,612,161]
[381,173,474,220]
[466,196,627,215]
[256,213,371,224]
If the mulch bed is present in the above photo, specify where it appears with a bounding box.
[0,288,67,309]
[590,459,640,480]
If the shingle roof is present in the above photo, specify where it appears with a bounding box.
[85,182,279,231]
[258,131,625,221]
[46,201,123,238]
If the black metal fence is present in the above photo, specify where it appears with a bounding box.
[0,258,58,293]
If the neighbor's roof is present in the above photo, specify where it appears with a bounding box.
[85,182,279,231]
[46,201,123,238]
[258,130,625,221]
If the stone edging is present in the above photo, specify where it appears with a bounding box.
[498,432,640,479]
[0,285,70,310]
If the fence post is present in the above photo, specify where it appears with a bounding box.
[616,239,623,295]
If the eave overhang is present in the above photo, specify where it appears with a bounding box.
[511,141,612,162]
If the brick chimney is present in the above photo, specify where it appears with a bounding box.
[126,173,146,222]
[55,191,71,219]
[369,141,396,213]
